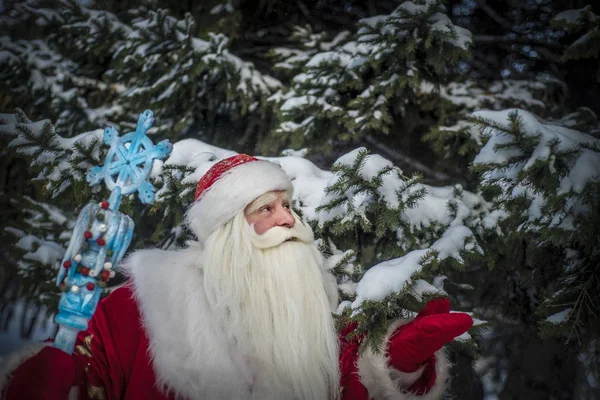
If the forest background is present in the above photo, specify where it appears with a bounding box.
[1,0,599,399]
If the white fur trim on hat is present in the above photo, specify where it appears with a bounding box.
[356,319,451,400]
[185,159,293,244]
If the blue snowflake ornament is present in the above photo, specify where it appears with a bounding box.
[53,110,172,354]
[87,110,172,208]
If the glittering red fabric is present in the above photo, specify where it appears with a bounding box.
[194,154,259,201]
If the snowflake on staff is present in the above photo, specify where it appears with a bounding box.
[87,109,172,207]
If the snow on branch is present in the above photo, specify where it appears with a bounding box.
[471,108,600,229]
[0,110,104,197]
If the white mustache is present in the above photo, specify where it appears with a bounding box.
[246,214,314,250]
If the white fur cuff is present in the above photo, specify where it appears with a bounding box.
[356,320,451,400]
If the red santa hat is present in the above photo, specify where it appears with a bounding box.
[186,154,293,244]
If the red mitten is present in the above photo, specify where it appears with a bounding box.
[5,346,76,400]
[387,298,473,373]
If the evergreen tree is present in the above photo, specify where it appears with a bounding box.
[423,78,562,183]
[470,108,600,340]
[2,0,600,398]
[467,108,600,395]
[269,0,473,163]
[553,5,600,71]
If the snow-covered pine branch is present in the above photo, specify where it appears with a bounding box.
[0,110,104,198]
[469,108,600,343]
[109,9,281,138]
[552,6,600,65]
[423,78,568,175]
[270,0,473,155]
[1,195,73,310]
[1,1,281,149]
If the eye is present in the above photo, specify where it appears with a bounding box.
[283,203,291,210]
[260,205,271,213]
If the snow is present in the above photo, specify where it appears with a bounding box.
[347,193,487,308]
[546,308,572,324]
[339,282,358,296]
[210,1,234,15]
[274,49,310,70]
[471,108,600,232]
[281,148,309,157]
[0,48,20,64]
[333,148,408,209]
[489,81,546,109]
[24,196,68,225]
[63,7,135,39]
[17,235,64,265]
[453,25,473,50]
[0,113,18,124]
[280,94,342,114]
[404,185,454,227]
[473,109,600,195]
[56,128,104,149]
[431,80,547,112]
[562,149,600,194]
[336,301,353,315]
[151,138,236,199]
[398,0,436,15]
[353,249,429,308]
[554,7,592,24]
[281,96,311,112]
[412,279,446,299]
[306,52,345,68]
[430,13,453,34]
[358,15,387,29]
[432,225,481,263]
[157,82,177,101]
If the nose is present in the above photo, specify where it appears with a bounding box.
[275,207,295,228]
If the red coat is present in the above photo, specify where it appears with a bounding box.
[4,248,448,400]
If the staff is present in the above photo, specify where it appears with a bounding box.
[53,109,172,354]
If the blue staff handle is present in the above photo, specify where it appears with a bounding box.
[53,110,172,354]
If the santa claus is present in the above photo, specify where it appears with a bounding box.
[2,154,472,400]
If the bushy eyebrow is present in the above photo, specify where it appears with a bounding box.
[244,191,289,215]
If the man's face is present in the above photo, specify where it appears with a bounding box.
[244,190,295,235]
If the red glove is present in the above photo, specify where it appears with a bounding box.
[387,298,473,373]
[5,346,76,400]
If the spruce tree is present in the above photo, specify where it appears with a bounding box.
[270,0,473,161]
[2,1,600,398]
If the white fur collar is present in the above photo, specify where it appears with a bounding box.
[124,248,253,400]
[123,246,341,400]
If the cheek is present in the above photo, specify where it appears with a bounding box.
[253,220,271,235]
[245,212,277,235]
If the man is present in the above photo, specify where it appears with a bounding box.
[3,154,472,399]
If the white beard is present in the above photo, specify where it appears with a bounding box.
[200,212,340,400]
